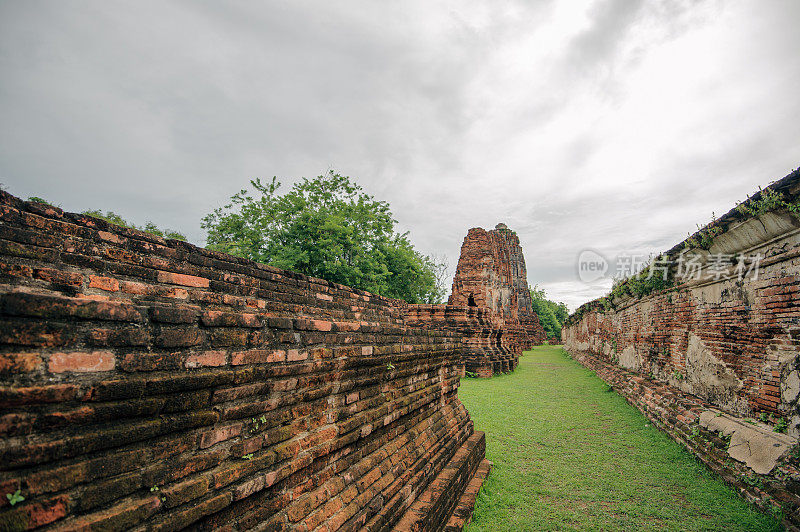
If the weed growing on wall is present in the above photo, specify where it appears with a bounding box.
[736,187,800,218]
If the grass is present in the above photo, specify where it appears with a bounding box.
[459,345,782,531]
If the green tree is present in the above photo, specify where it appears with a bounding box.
[82,209,187,241]
[530,285,568,340]
[202,171,446,304]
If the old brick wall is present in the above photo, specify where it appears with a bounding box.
[563,169,800,525]
[564,214,800,429]
[407,305,519,378]
[0,191,488,531]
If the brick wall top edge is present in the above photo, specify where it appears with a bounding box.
[568,167,800,321]
[0,190,407,308]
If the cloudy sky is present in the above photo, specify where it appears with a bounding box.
[1,1,798,310]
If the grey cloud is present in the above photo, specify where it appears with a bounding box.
[1,1,798,312]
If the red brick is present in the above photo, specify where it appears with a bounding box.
[186,350,227,368]
[199,423,243,449]
[231,349,285,365]
[0,384,80,406]
[120,280,150,294]
[202,310,263,328]
[34,268,83,287]
[88,275,120,292]
[97,230,125,244]
[312,320,333,332]
[49,351,115,373]
[157,270,210,288]
[287,349,308,362]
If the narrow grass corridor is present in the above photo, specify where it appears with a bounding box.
[459,345,782,531]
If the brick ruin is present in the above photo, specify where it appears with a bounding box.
[491,224,547,347]
[563,168,800,526]
[0,191,492,531]
[414,224,545,377]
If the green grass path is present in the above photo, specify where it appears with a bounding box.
[459,345,781,531]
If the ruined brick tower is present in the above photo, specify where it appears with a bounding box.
[449,223,545,348]
[493,223,547,346]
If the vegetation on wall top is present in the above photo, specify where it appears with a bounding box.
[27,196,187,241]
[566,166,800,325]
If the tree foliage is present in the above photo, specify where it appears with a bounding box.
[530,285,569,340]
[202,171,446,304]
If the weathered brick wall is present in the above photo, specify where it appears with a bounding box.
[407,305,519,378]
[0,191,488,531]
[563,169,800,526]
[567,350,800,527]
[564,211,800,430]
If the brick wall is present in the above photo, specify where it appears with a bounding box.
[407,305,519,378]
[564,211,800,429]
[563,169,800,526]
[0,191,488,531]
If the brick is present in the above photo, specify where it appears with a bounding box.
[119,352,183,372]
[163,476,210,508]
[199,423,243,449]
[34,268,83,287]
[312,320,333,332]
[155,328,204,347]
[233,474,265,501]
[87,327,150,347]
[88,275,120,292]
[150,305,198,324]
[202,310,263,328]
[268,317,294,329]
[0,384,80,406]
[209,328,249,347]
[150,491,231,531]
[120,280,150,294]
[49,351,115,373]
[231,349,285,365]
[0,494,70,530]
[0,292,142,322]
[0,352,43,374]
[157,270,210,288]
[186,350,227,368]
[97,230,125,244]
[64,495,160,531]
[287,349,308,362]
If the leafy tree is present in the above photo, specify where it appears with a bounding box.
[530,285,569,340]
[202,171,446,304]
[82,209,187,241]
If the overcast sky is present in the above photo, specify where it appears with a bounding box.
[1,1,799,310]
